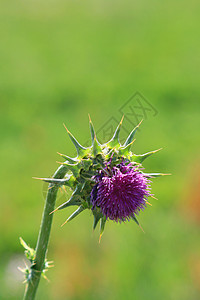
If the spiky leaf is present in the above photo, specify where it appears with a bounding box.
[130,148,162,163]
[57,152,78,163]
[123,120,142,147]
[107,116,124,148]
[64,124,87,157]
[92,209,103,231]
[62,206,85,226]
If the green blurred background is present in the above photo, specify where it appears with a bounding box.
[0,0,200,299]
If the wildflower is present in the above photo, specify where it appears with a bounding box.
[21,116,168,299]
[40,116,166,238]
[91,162,151,222]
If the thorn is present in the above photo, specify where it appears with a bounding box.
[47,260,54,264]
[48,185,55,190]
[99,234,102,243]
[49,207,59,215]
[63,123,69,133]
[144,172,171,178]
[120,115,124,124]
[24,284,28,292]
[62,186,67,193]
[145,201,152,206]
[61,219,68,227]
[139,224,145,233]
[153,147,163,153]
[132,119,143,130]
[138,119,143,126]
[57,152,77,163]
[32,177,44,181]
[59,186,64,194]
[18,267,25,273]
[42,273,50,282]
[150,195,158,200]
[88,113,92,123]
[46,264,54,268]
[129,138,136,145]
[23,260,29,269]
[132,148,163,163]
[23,279,28,284]
[153,173,172,176]
[123,139,136,149]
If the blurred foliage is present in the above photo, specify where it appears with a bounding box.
[0,0,200,299]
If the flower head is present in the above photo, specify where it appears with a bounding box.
[40,116,166,239]
[91,162,151,222]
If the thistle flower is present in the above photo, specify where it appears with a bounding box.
[91,162,151,222]
[22,116,168,299]
[39,116,166,238]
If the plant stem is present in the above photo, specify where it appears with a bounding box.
[24,165,67,300]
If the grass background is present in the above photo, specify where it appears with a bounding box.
[0,0,200,299]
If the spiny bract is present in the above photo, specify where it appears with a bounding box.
[41,116,166,240]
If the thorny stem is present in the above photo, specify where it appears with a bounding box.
[23,165,67,300]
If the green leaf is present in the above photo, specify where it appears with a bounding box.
[19,237,36,262]
[19,237,30,250]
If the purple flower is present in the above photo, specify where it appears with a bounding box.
[90,162,151,222]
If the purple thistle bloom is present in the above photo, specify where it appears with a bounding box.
[91,163,151,222]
